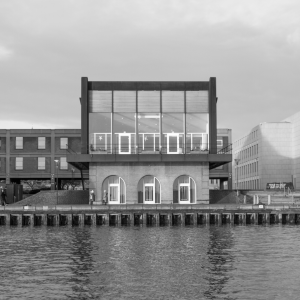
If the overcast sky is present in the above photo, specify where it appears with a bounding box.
[1,0,299,141]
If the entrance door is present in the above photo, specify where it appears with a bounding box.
[179,183,189,204]
[144,183,155,204]
[119,134,131,154]
[109,184,120,204]
[167,133,179,154]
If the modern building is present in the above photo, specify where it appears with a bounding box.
[0,129,87,189]
[67,77,232,205]
[209,128,232,189]
[232,110,300,190]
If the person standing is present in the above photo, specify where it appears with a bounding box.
[1,189,7,206]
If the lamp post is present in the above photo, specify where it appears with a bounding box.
[235,158,240,195]
[54,159,59,205]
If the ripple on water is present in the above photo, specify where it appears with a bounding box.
[1,225,300,299]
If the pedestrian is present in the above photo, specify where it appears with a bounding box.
[103,189,108,205]
[1,189,7,206]
[89,190,95,205]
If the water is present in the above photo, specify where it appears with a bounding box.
[1,225,300,299]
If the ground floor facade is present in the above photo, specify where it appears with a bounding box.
[89,162,209,205]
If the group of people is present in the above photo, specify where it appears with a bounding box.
[89,190,108,205]
[1,188,7,206]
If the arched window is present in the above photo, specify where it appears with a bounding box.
[102,176,126,204]
[138,176,161,204]
[173,175,196,204]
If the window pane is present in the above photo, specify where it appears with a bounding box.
[162,114,183,134]
[60,138,68,149]
[180,186,189,201]
[38,137,46,149]
[16,137,23,149]
[145,186,153,201]
[110,186,118,201]
[38,157,45,170]
[60,157,68,170]
[15,157,23,170]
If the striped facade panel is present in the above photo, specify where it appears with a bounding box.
[89,91,112,112]
[162,91,184,112]
[186,91,209,113]
[114,91,136,112]
[138,91,160,112]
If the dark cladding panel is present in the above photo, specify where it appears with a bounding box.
[138,91,160,112]
[114,91,136,112]
[162,91,184,112]
[89,91,112,112]
[186,91,209,113]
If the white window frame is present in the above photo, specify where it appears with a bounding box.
[167,133,180,154]
[60,138,68,150]
[16,137,23,150]
[177,177,196,204]
[118,133,131,154]
[15,157,23,170]
[38,137,46,149]
[38,157,46,170]
[108,183,120,204]
[217,139,223,147]
[144,183,155,204]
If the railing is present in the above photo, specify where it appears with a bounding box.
[88,143,232,155]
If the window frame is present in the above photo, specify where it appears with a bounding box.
[38,157,46,170]
[60,157,68,170]
[60,137,68,150]
[15,157,23,170]
[16,137,23,150]
[38,137,46,150]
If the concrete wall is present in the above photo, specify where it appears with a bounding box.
[89,162,209,204]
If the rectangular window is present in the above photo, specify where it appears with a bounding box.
[60,157,68,170]
[15,157,23,170]
[38,157,46,170]
[38,137,46,149]
[217,139,223,147]
[16,137,23,149]
[60,138,68,149]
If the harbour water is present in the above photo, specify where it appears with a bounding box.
[0,225,299,299]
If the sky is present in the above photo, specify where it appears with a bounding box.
[0,0,300,141]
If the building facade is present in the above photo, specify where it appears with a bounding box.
[232,110,300,190]
[0,129,86,189]
[68,77,232,204]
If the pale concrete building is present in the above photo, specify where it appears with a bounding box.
[232,111,300,190]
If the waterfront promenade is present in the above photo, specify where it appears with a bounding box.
[1,203,300,226]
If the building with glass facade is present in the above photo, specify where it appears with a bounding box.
[67,78,232,204]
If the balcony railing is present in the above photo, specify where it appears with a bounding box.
[88,143,232,155]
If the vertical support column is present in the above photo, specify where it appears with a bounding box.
[265,213,270,225]
[81,77,89,154]
[30,214,34,227]
[182,213,186,226]
[142,213,147,226]
[91,214,96,225]
[268,195,271,205]
[278,213,282,224]
[253,213,258,225]
[206,213,210,225]
[6,130,10,185]
[129,213,134,226]
[209,77,217,153]
[41,214,47,226]
[193,213,197,226]
[230,213,234,225]
[217,213,222,225]
[242,213,246,225]
[6,214,10,226]
[18,214,22,227]
[67,214,72,226]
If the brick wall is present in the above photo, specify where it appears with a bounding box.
[89,162,209,204]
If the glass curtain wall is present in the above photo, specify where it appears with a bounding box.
[186,114,209,153]
[162,114,184,154]
[89,113,112,153]
[113,113,136,154]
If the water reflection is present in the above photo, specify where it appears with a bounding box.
[204,226,235,299]
[1,225,300,299]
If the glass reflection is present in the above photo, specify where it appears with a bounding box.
[162,114,184,154]
[89,113,112,153]
[138,113,160,153]
[186,113,209,153]
[113,113,136,154]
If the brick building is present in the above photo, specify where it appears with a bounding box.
[67,77,232,204]
[0,129,87,189]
